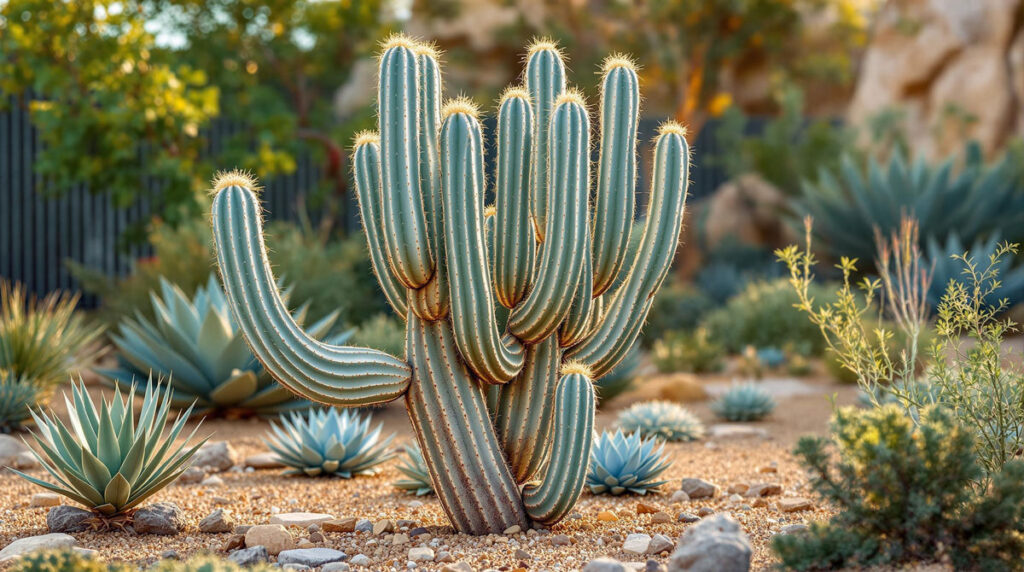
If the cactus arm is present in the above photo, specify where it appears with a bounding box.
[508,94,589,343]
[440,105,525,384]
[352,135,408,320]
[558,230,594,348]
[211,183,412,406]
[405,313,529,534]
[568,123,690,376]
[592,59,640,296]
[490,335,561,483]
[525,41,567,243]
[522,368,595,525]
[492,89,535,309]
[379,39,435,289]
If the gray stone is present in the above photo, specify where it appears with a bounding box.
[623,533,651,555]
[669,514,751,572]
[707,425,769,441]
[582,557,629,572]
[191,441,236,472]
[282,565,310,571]
[178,466,206,484]
[441,563,474,572]
[355,519,373,533]
[779,524,809,535]
[677,512,700,523]
[408,547,434,562]
[648,534,674,555]
[0,435,31,467]
[0,533,77,563]
[46,505,92,533]
[228,546,269,567]
[349,554,371,567]
[323,563,352,572]
[133,502,184,535]
[199,508,234,533]
[278,548,348,567]
[680,478,716,499]
[550,534,571,546]
[244,452,284,469]
[514,548,531,560]
[646,559,668,572]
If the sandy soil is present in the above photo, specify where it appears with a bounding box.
[0,371,862,571]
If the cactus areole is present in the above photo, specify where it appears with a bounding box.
[210,37,690,534]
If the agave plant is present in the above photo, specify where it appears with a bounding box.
[392,442,434,496]
[0,371,44,433]
[99,275,341,417]
[617,400,705,442]
[926,232,1024,311]
[711,383,777,421]
[264,408,395,477]
[11,380,205,523]
[587,430,672,495]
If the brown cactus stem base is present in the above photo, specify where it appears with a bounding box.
[405,314,530,534]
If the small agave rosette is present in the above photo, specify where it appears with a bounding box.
[587,429,672,495]
[264,408,396,477]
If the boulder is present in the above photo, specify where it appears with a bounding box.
[679,478,717,499]
[245,524,295,555]
[46,505,92,533]
[228,545,269,567]
[134,502,185,535]
[191,441,236,472]
[199,509,235,533]
[0,533,77,563]
[669,514,752,572]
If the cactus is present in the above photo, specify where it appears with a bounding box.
[209,36,690,534]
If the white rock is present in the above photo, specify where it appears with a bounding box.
[409,547,435,562]
[0,533,77,563]
[270,512,336,528]
[622,533,651,555]
[707,425,769,440]
[349,554,372,567]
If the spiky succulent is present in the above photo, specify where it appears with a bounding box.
[617,400,705,442]
[757,347,786,369]
[392,442,434,496]
[594,342,641,405]
[0,371,44,432]
[99,275,340,417]
[264,408,396,477]
[12,380,205,520]
[711,383,777,421]
[587,429,672,495]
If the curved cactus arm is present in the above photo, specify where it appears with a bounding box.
[492,88,535,309]
[211,178,412,406]
[490,335,561,483]
[525,40,567,243]
[405,313,529,534]
[592,57,640,296]
[379,36,435,289]
[439,102,525,384]
[352,134,408,320]
[522,366,595,525]
[508,92,589,343]
[568,123,690,376]
[559,230,594,348]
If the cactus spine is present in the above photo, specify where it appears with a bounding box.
[210,35,690,535]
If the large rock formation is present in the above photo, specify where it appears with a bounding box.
[849,0,1024,158]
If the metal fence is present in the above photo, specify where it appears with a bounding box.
[0,95,738,306]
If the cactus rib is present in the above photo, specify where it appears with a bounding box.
[492,89,535,308]
[525,42,567,243]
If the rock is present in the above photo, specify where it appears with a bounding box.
[651,512,672,524]
[309,531,325,543]
[178,466,206,484]
[392,533,409,545]
[597,510,619,522]
[161,550,179,559]
[649,534,675,555]
[680,478,716,499]
[222,534,246,551]
[192,441,236,472]
[13,451,39,470]
[323,563,351,572]
[669,514,751,572]
[779,524,809,535]
[372,519,394,535]
[408,547,434,562]
[697,507,715,517]
[550,534,571,546]
[0,533,77,563]
[0,435,31,466]
[278,548,348,567]
[646,559,668,572]
[778,498,814,513]
[677,512,700,523]
[757,463,778,473]
[409,527,429,537]
[670,490,690,503]
[514,548,531,560]
[698,175,793,253]
[636,502,659,514]
[234,525,252,535]
[323,518,358,533]
[623,533,652,555]
[228,545,269,567]
[134,502,185,535]
[727,483,749,495]
[245,524,295,555]
[355,519,373,533]
[244,452,284,469]
[441,563,474,572]
[271,512,336,528]
[201,475,225,487]
[746,483,782,497]
[503,525,521,535]
[349,554,371,567]
[30,493,61,508]
[46,505,92,533]
[707,425,769,440]
[583,557,630,572]
[199,509,234,533]
[396,519,416,529]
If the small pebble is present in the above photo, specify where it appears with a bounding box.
[596,510,618,522]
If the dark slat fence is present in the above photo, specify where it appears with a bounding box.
[1,95,739,307]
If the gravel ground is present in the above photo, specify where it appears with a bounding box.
[0,374,861,571]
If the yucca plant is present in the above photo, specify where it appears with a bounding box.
[926,232,1024,311]
[0,281,102,388]
[99,275,340,418]
[392,442,434,496]
[11,380,205,526]
[0,371,44,432]
[264,408,396,477]
[711,383,777,421]
[617,400,705,442]
[587,430,672,495]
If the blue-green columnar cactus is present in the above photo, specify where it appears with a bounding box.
[264,408,395,477]
[209,36,690,534]
[711,383,777,421]
[99,275,340,418]
[617,400,705,442]
[587,430,672,495]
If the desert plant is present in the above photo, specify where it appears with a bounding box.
[651,328,725,374]
[98,275,340,417]
[263,407,395,478]
[350,313,406,357]
[926,231,1024,311]
[209,36,690,533]
[11,550,133,572]
[617,400,705,442]
[150,554,276,572]
[772,405,1024,571]
[392,443,434,496]
[756,347,786,369]
[586,429,672,496]
[642,283,714,347]
[594,342,641,404]
[711,383,777,421]
[0,281,102,388]
[11,380,206,524]
[0,371,44,433]
[793,142,1024,266]
[700,278,834,356]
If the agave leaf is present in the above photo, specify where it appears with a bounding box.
[238,383,302,409]
[96,403,122,473]
[104,473,131,509]
[69,384,99,444]
[8,469,97,507]
[119,430,148,484]
[197,306,233,362]
[209,371,258,406]
[213,334,253,383]
[93,503,118,516]
[80,448,113,493]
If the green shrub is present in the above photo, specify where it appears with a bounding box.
[150,554,275,571]
[651,328,724,374]
[0,372,44,433]
[642,282,714,348]
[926,231,1024,311]
[12,550,133,572]
[773,405,1024,571]
[700,278,834,356]
[350,314,406,357]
